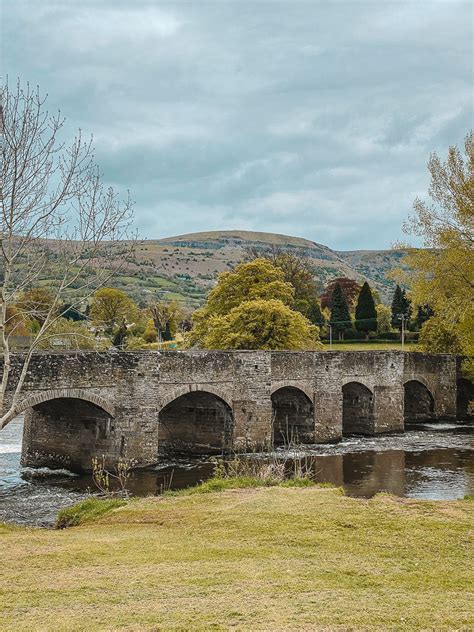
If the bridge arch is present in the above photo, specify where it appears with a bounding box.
[404,379,434,424]
[271,385,315,446]
[158,384,233,413]
[16,388,115,417]
[158,388,234,456]
[342,382,374,436]
[270,381,314,404]
[20,390,116,473]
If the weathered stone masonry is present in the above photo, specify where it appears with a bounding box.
[0,350,470,472]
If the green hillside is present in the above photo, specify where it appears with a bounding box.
[12,231,407,308]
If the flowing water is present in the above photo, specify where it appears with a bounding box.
[1,416,472,527]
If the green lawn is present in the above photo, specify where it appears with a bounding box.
[323,341,416,351]
[1,487,472,631]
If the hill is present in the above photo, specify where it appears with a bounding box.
[31,230,406,308]
[131,230,405,305]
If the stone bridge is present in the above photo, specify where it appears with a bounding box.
[1,350,471,472]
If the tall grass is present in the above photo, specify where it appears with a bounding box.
[190,452,320,492]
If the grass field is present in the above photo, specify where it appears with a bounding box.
[1,485,472,631]
[322,342,416,351]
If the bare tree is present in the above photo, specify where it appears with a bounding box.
[0,80,134,429]
[149,300,182,342]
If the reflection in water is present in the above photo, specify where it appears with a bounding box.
[0,417,473,526]
[341,450,406,497]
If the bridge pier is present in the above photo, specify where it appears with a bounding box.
[373,385,404,434]
[314,391,343,443]
[232,399,273,451]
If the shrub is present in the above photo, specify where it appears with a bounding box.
[343,329,367,341]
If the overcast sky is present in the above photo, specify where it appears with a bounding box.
[2,1,472,249]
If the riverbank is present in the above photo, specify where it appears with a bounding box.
[1,485,472,631]
[2,421,472,526]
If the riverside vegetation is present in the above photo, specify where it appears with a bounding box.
[1,475,472,631]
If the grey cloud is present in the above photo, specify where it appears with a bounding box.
[2,0,472,249]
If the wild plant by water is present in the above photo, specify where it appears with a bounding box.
[211,450,316,486]
[91,455,133,497]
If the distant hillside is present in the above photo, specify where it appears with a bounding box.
[130,230,405,305]
[28,230,407,308]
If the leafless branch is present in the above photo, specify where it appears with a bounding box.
[0,79,135,429]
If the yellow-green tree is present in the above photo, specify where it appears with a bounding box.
[204,258,294,315]
[143,319,158,343]
[188,259,321,350]
[35,319,101,350]
[393,131,473,374]
[4,305,30,336]
[91,288,137,334]
[204,299,321,350]
[418,318,463,355]
[375,304,392,335]
[17,288,55,326]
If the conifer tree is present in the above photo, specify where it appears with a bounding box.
[355,282,377,338]
[414,305,434,331]
[329,283,351,340]
[391,285,412,331]
[307,298,326,327]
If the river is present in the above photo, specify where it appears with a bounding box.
[0,417,472,527]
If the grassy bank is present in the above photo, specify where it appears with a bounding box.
[1,484,472,631]
[322,341,416,351]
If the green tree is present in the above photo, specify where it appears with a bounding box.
[270,252,320,302]
[188,258,320,350]
[162,320,173,342]
[91,288,137,334]
[418,316,463,354]
[248,249,323,302]
[375,304,392,335]
[306,298,325,327]
[321,277,361,311]
[200,299,321,350]
[355,282,377,338]
[414,305,434,331]
[390,285,411,331]
[143,319,158,343]
[329,283,352,340]
[3,305,30,336]
[204,258,294,317]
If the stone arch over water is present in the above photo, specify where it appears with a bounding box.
[17,388,115,418]
[271,386,315,446]
[158,390,234,456]
[404,380,434,424]
[342,382,374,436]
[21,395,115,473]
